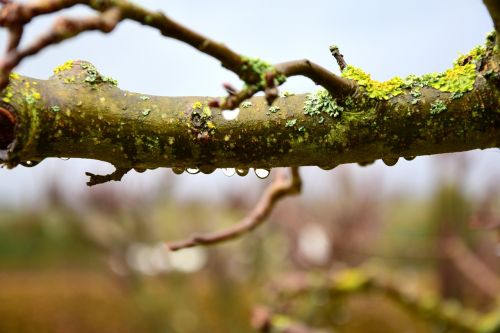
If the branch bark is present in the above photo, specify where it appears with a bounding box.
[0,50,498,172]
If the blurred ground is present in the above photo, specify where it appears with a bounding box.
[0,155,498,333]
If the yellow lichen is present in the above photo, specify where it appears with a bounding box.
[53,60,74,74]
[341,44,485,100]
[192,101,203,110]
[333,269,369,291]
[206,121,216,129]
[342,66,405,100]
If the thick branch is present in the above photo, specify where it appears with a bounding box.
[0,53,498,171]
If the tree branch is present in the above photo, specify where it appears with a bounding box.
[0,46,498,171]
[85,167,131,186]
[0,0,352,109]
[275,59,356,99]
[166,167,301,251]
[444,234,500,299]
[0,7,122,87]
[484,0,500,36]
[272,269,500,333]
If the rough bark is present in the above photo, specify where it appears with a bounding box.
[0,44,499,173]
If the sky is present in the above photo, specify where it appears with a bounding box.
[0,0,497,207]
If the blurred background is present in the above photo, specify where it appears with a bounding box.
[0,1,499,332]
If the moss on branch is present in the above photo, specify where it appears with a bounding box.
[0,44,499,174]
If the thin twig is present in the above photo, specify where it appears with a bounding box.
[275,59,356,98]
[329,44,347,71]
[166,167,302,251]
[444,234,500,298]
[0,0,356,106]
[0,6,122,87]
[85,167,131,186]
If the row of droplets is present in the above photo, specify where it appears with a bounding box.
[171,167,271,179]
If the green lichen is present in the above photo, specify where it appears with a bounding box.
[25,95,37,105]
[202,106,212,118]
[81,63,118,87]
[142,108,151,116]
[25,90,41,105]
[303,89,343,119]
[269,105,281,113]
[241,101,253,108]
[430,99,447,115]
[241,56,286,86]
[280,91,295,98]
[410,90,422,98]
[102,76,118,86]
[51,105,61,113]
[341,44,486,100]
[285,119,297,127]
[140,95,150,101]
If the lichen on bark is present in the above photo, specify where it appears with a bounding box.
[0,36,498,174]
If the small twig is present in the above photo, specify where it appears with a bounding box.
[5,25,22,52]
[275,59,356,99]
[85,167,131,186]
[166,167,302,251]
[329,44,347,71]
[0,6,122,88]
[444,234,500,299]
[0,0,357,109]
[484,0,500,36]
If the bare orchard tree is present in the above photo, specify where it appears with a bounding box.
[0,0,499,250]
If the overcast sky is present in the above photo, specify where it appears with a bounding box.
[0,0,497,207]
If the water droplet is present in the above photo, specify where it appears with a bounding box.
[236,168,249,176]
[254,168,270,179]
[59,157,70,161]
[404,156,416,161]
[200,166,215,174]
[357,161,375,167]
[21,160,39,167]
[186,168,200,174]
[382,157,399,166]
[222,168,236,177]
[222,108,240,121]
[172,167,184,175]
[319,164,338,170]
